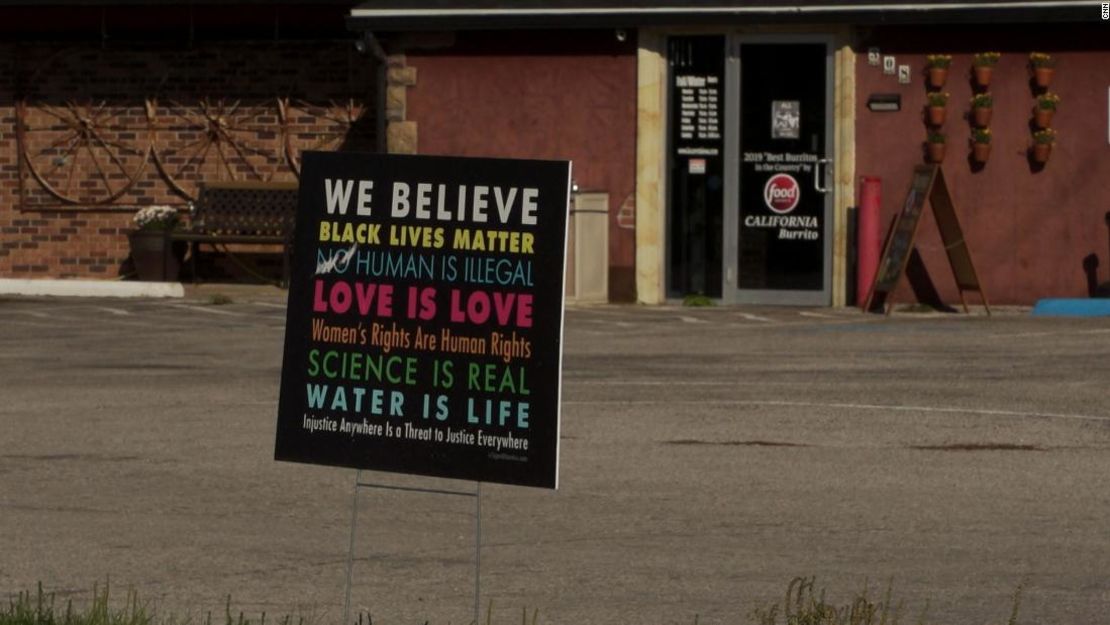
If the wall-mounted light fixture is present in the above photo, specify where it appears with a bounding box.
[867,93,902,112]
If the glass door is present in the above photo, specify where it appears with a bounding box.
[725,38,834,305]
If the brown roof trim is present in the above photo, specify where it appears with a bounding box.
[0,1,354,5]
[348,1,1095,29]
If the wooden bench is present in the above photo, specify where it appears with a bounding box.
[171,181,299,286]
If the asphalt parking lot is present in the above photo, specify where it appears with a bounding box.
[2,292,1109,625]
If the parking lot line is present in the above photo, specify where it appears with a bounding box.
[91,306,132,316]
[797,311,836,319]
[12,309,51,319]
[167,304,250,317]
[562,398,1110,423]
[735,312,776,323]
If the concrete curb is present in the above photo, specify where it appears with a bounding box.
[0,278,184,299]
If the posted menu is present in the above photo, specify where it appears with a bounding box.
[275,152,570,489]
[675,74,721,143]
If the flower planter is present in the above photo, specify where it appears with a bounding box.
[1033,67,1054,88]
[972,107,993,127]
[927,106,947,126]
[973,66,993,88]
[971,142,992,163]
[1033,108,1054,129]
[927,67,948,88]
[1032,143,1052,163]
[128,230,185,281]
[926,142,946,163]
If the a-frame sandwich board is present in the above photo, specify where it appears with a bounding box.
[864,164,990,316]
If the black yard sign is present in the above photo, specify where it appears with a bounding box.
[275,152,571,489]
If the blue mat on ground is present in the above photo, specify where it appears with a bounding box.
[1031,299,1110,317]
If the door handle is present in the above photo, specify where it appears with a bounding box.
[814,158,834,193]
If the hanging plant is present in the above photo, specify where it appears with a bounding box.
[970,127,992,163]
[1032,128,1056,163]
[970,93,993,127]
[926,130,947,163]
[925,54,952,88]
[1029,52,1056,88]
[1034,92,1060,128]
[972,52,1001,88]
[926,91,949,126]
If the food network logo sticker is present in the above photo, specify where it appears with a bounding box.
[763,173,800,214]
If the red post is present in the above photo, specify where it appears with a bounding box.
[857,176,882,308]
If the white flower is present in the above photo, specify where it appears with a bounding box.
[133,205,179,230]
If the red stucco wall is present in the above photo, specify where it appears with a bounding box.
[403,30,639,301]
[856,24,1110,306]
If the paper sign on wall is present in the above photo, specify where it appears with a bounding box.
[771,101,800,139]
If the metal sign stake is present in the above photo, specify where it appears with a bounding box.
[342,470,483,625]
[475,481,482,624]
[343,469,362,625]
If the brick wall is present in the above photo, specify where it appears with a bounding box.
[0,40,377,279]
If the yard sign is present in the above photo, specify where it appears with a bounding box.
[275,152,570,489]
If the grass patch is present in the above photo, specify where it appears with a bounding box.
[0,586,310,625]
[751,577,1024,625]
[1,583,152,625]
[1,586,518,625]
[682,293,715,307]
[5,579,1027,625]
[752,577,910,625]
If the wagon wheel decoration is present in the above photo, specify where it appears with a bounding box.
[279,97,373,178]
[149,97,284,201]
[17,99,152,205]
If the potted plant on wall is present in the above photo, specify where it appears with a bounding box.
[971,127,992,163]
[1029,52,1055,88]
[926,91,949,126]
[1031,128,1056,163]
[925,54,952,88]
[1034,92,1060,128]
[926,131,947,163]
[970,93,993,127]
[972,52,1001,88]
[128,205,184,281]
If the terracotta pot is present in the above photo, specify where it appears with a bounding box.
[128,230,184,281]
[972,107,993,127]
[1032,143,1052,163]
[1033,108,1054,129]
[972,142,992,163]
[1034,67,1054,88]
[928,67,948,88]
[926,142,946,163]
[973,66,993,88]
[927,106,947,126]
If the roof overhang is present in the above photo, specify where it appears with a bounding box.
[348,1,1095,31]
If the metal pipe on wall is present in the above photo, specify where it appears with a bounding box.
[857,176,881,308]
[358,32,390,154]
